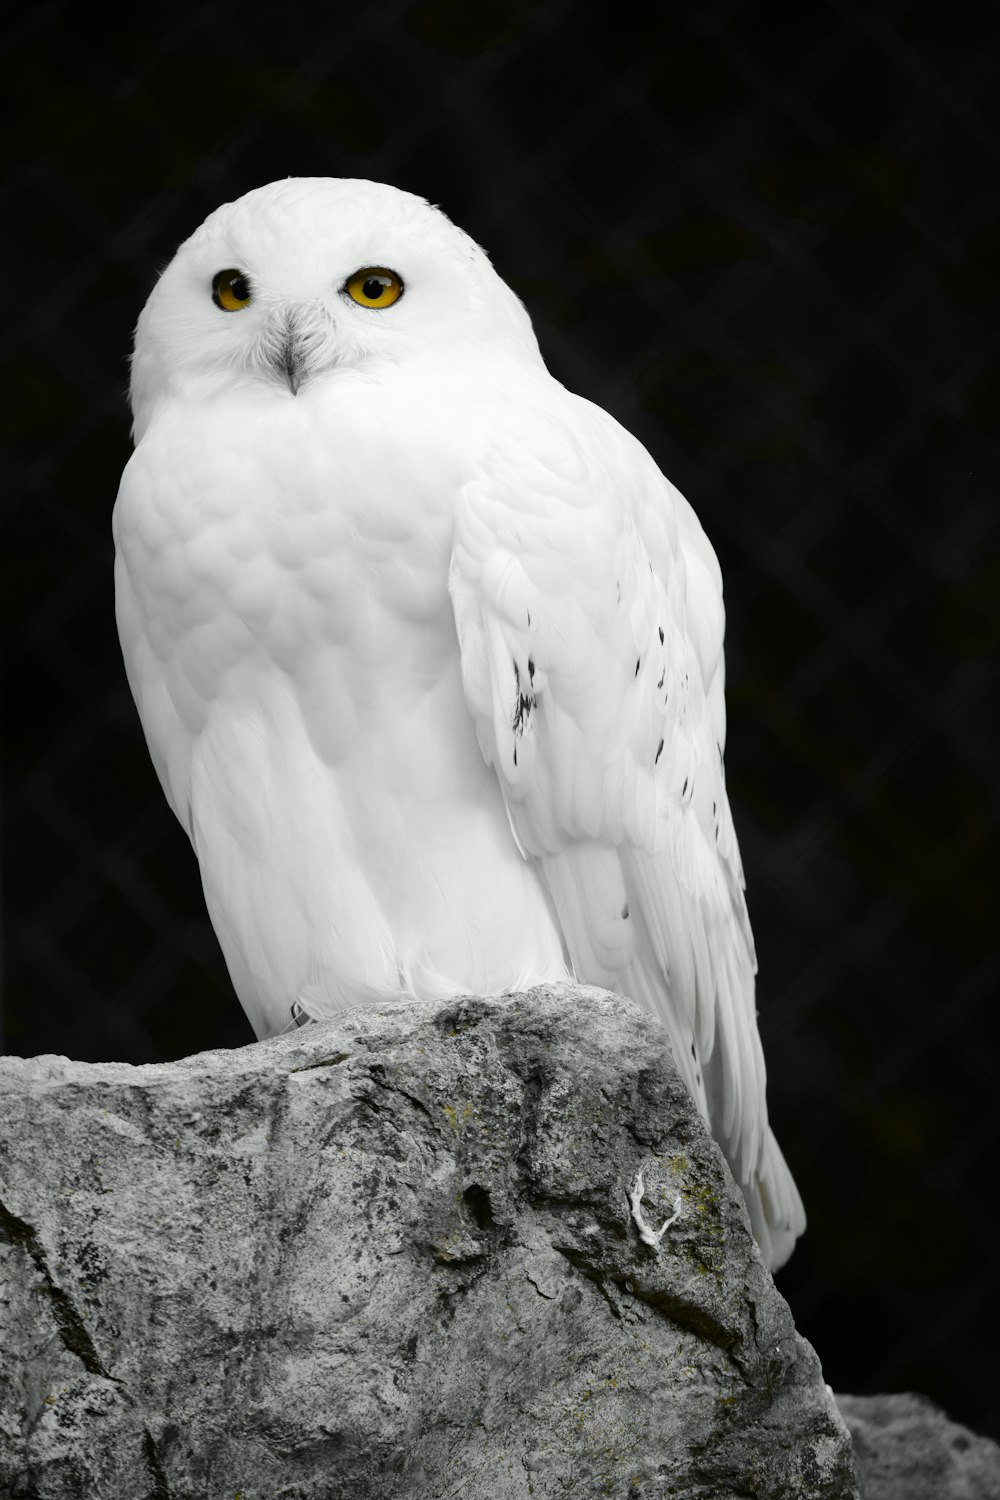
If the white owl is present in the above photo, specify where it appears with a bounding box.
[113,178,805,1269]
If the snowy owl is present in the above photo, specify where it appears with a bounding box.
[114,177,805,1269]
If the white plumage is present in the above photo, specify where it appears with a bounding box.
[113,177,805,1268]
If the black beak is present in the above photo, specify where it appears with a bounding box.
[268,310,310,396]
[275,329,304,396]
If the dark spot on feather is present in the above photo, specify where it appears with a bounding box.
[511,658,536,737]
[616,580,621,603]
[658,625,664,644]
[690,1042,697,1059]
[682,777,688,796]
[513,745,517,767]
[657,671,665,690]
[527,609,531,627]
[621,903,629,920]
[528,658,535,681]
[635,657,641,677]
[655,738,664,765]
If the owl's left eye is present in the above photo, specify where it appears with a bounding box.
[344,268,404,309]
[212,269,252,312]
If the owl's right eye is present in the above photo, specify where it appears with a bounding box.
[212,269,252,312]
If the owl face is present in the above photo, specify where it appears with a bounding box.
[130,178,539,434]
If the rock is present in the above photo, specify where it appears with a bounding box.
[0,984,857,1498]
[837,1392,1000,1499]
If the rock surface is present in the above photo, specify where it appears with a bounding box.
[0,985,856,1498]
[838,1393,1000,1499]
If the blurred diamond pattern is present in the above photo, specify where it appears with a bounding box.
[3,0,998,1443]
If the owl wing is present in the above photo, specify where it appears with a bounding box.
[449,394,804,1268]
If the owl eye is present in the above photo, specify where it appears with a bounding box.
[344,268,403,309]
[212,269,252,312]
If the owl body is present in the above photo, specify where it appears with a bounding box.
[116,359,578,1037]
[115,178,805,1267]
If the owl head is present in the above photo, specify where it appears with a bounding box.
[129,178,541,437]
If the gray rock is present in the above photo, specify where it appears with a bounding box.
[0,984,857,1498]
[837,1392,1000,1499]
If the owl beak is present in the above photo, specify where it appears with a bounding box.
[266,305,332,395]
[266,309,312,396]
[274,329,305,396]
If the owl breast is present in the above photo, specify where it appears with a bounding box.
[114,379,569,1037]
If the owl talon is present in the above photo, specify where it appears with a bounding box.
[277,1001,315,1036]
[628,1169,683,1248]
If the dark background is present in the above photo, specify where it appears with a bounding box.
[3,0,998,1442]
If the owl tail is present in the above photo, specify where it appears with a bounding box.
[734,1127,807,1273]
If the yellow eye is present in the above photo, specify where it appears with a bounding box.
[345,267,403,309]
[212,269,252,312]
